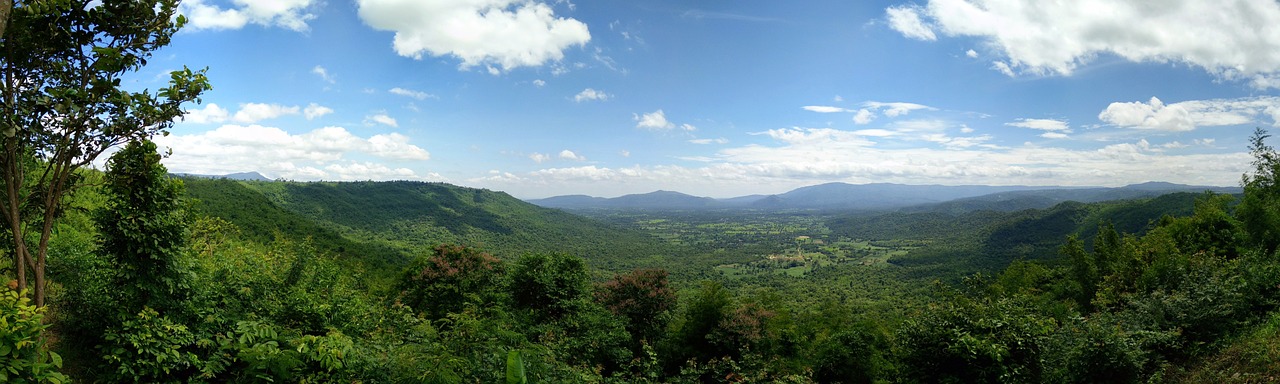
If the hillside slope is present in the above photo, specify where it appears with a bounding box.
[185,179,671,272]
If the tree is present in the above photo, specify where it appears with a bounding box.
[1239,128,1280,254]
[95,139,189,314]
[508,252,590,323]
[397,244,504,321]
[0,0,210,306]
[594,268,676,348]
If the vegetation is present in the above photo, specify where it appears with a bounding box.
[2,6,1278,380]
[0,0,210,306]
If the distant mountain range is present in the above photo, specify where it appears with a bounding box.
[525,182,1242,212]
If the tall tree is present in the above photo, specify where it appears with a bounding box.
[96,139,189,314]
[0,0,209,306]
[1239,128,1280,254]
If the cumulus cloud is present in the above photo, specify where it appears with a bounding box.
[154,125,432,181]
[368,133,431,160]
[965,49,978,58]
[185,102,324,124]
[366,113,399,127]
[183,103,230,124]
[1099,96,1280,131]
[475,123,1250,198]
[304,103,333,120]
[533,79,547,87]
[325,162,419,180]
[559,149,586,161]
[180,0,318,31]
[357,0,591,71]
[634,109,675,131]
[234,103,300,123]
[852,129,897,137]
[1007,118,1071,136]
[886,0,1280,87]
[573,88,610,102]
[886,5,936,41]
[853,109,876,125]
[530,152,551,163]
[389,87,435,100]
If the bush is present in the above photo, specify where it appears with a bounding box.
[0,288,66,383]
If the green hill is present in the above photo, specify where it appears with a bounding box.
[182,178,671,273]
[825,192,1214,278]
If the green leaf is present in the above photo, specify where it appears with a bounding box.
[505,350,526,384]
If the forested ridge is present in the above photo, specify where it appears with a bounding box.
[1,130,1277,382]
[3,2,1280,382]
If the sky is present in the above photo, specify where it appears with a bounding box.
[133,0,1280,198]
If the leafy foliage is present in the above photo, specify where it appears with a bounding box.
[0,288,65,383]
[95,140,191,314]
[0,0,210,306]
[398,244,504,321]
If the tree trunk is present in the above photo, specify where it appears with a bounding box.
[0,0,12,41]
[3,140,25,294]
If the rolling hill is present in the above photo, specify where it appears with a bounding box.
[181,178,672,272]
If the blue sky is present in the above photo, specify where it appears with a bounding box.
[140,0,1280,198]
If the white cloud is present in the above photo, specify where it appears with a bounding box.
[304,103,333,120]
[887,0,1280,87]
[357,0,591,71]
[689,137,729,145]
[530,152,551,163]
[559,149,586,161]
[154,125,432,181]
[886,5,936,41]
[312,65,335,83]
[325,162,419,180]
[852,129,897,137]
[366,113,399,127]
[853,109,875,124]
[865,101,934,117]
[680,123,697,132]
[180,0,317,31]
[802,105,849,113]
[1007,118,1070,131]
[186,102,327,124]
[573,88,610,102]
[619,150,630,157]
[389,87,435,100]
[533,79,547,87]
[887,119,949,132]
[368,133,431,160]
[1040,132,1069,139]
[473,128,1251,198]
[810,101,933,125]
[992,61,1015,77]
[965,49,978,58]
[1099,96,1280,131]
[233,103,300,123]
[183,103,230,124]
[635,109,675,131]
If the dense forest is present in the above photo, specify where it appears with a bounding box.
[4,2,1280,383]
[1,128,1279,382]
